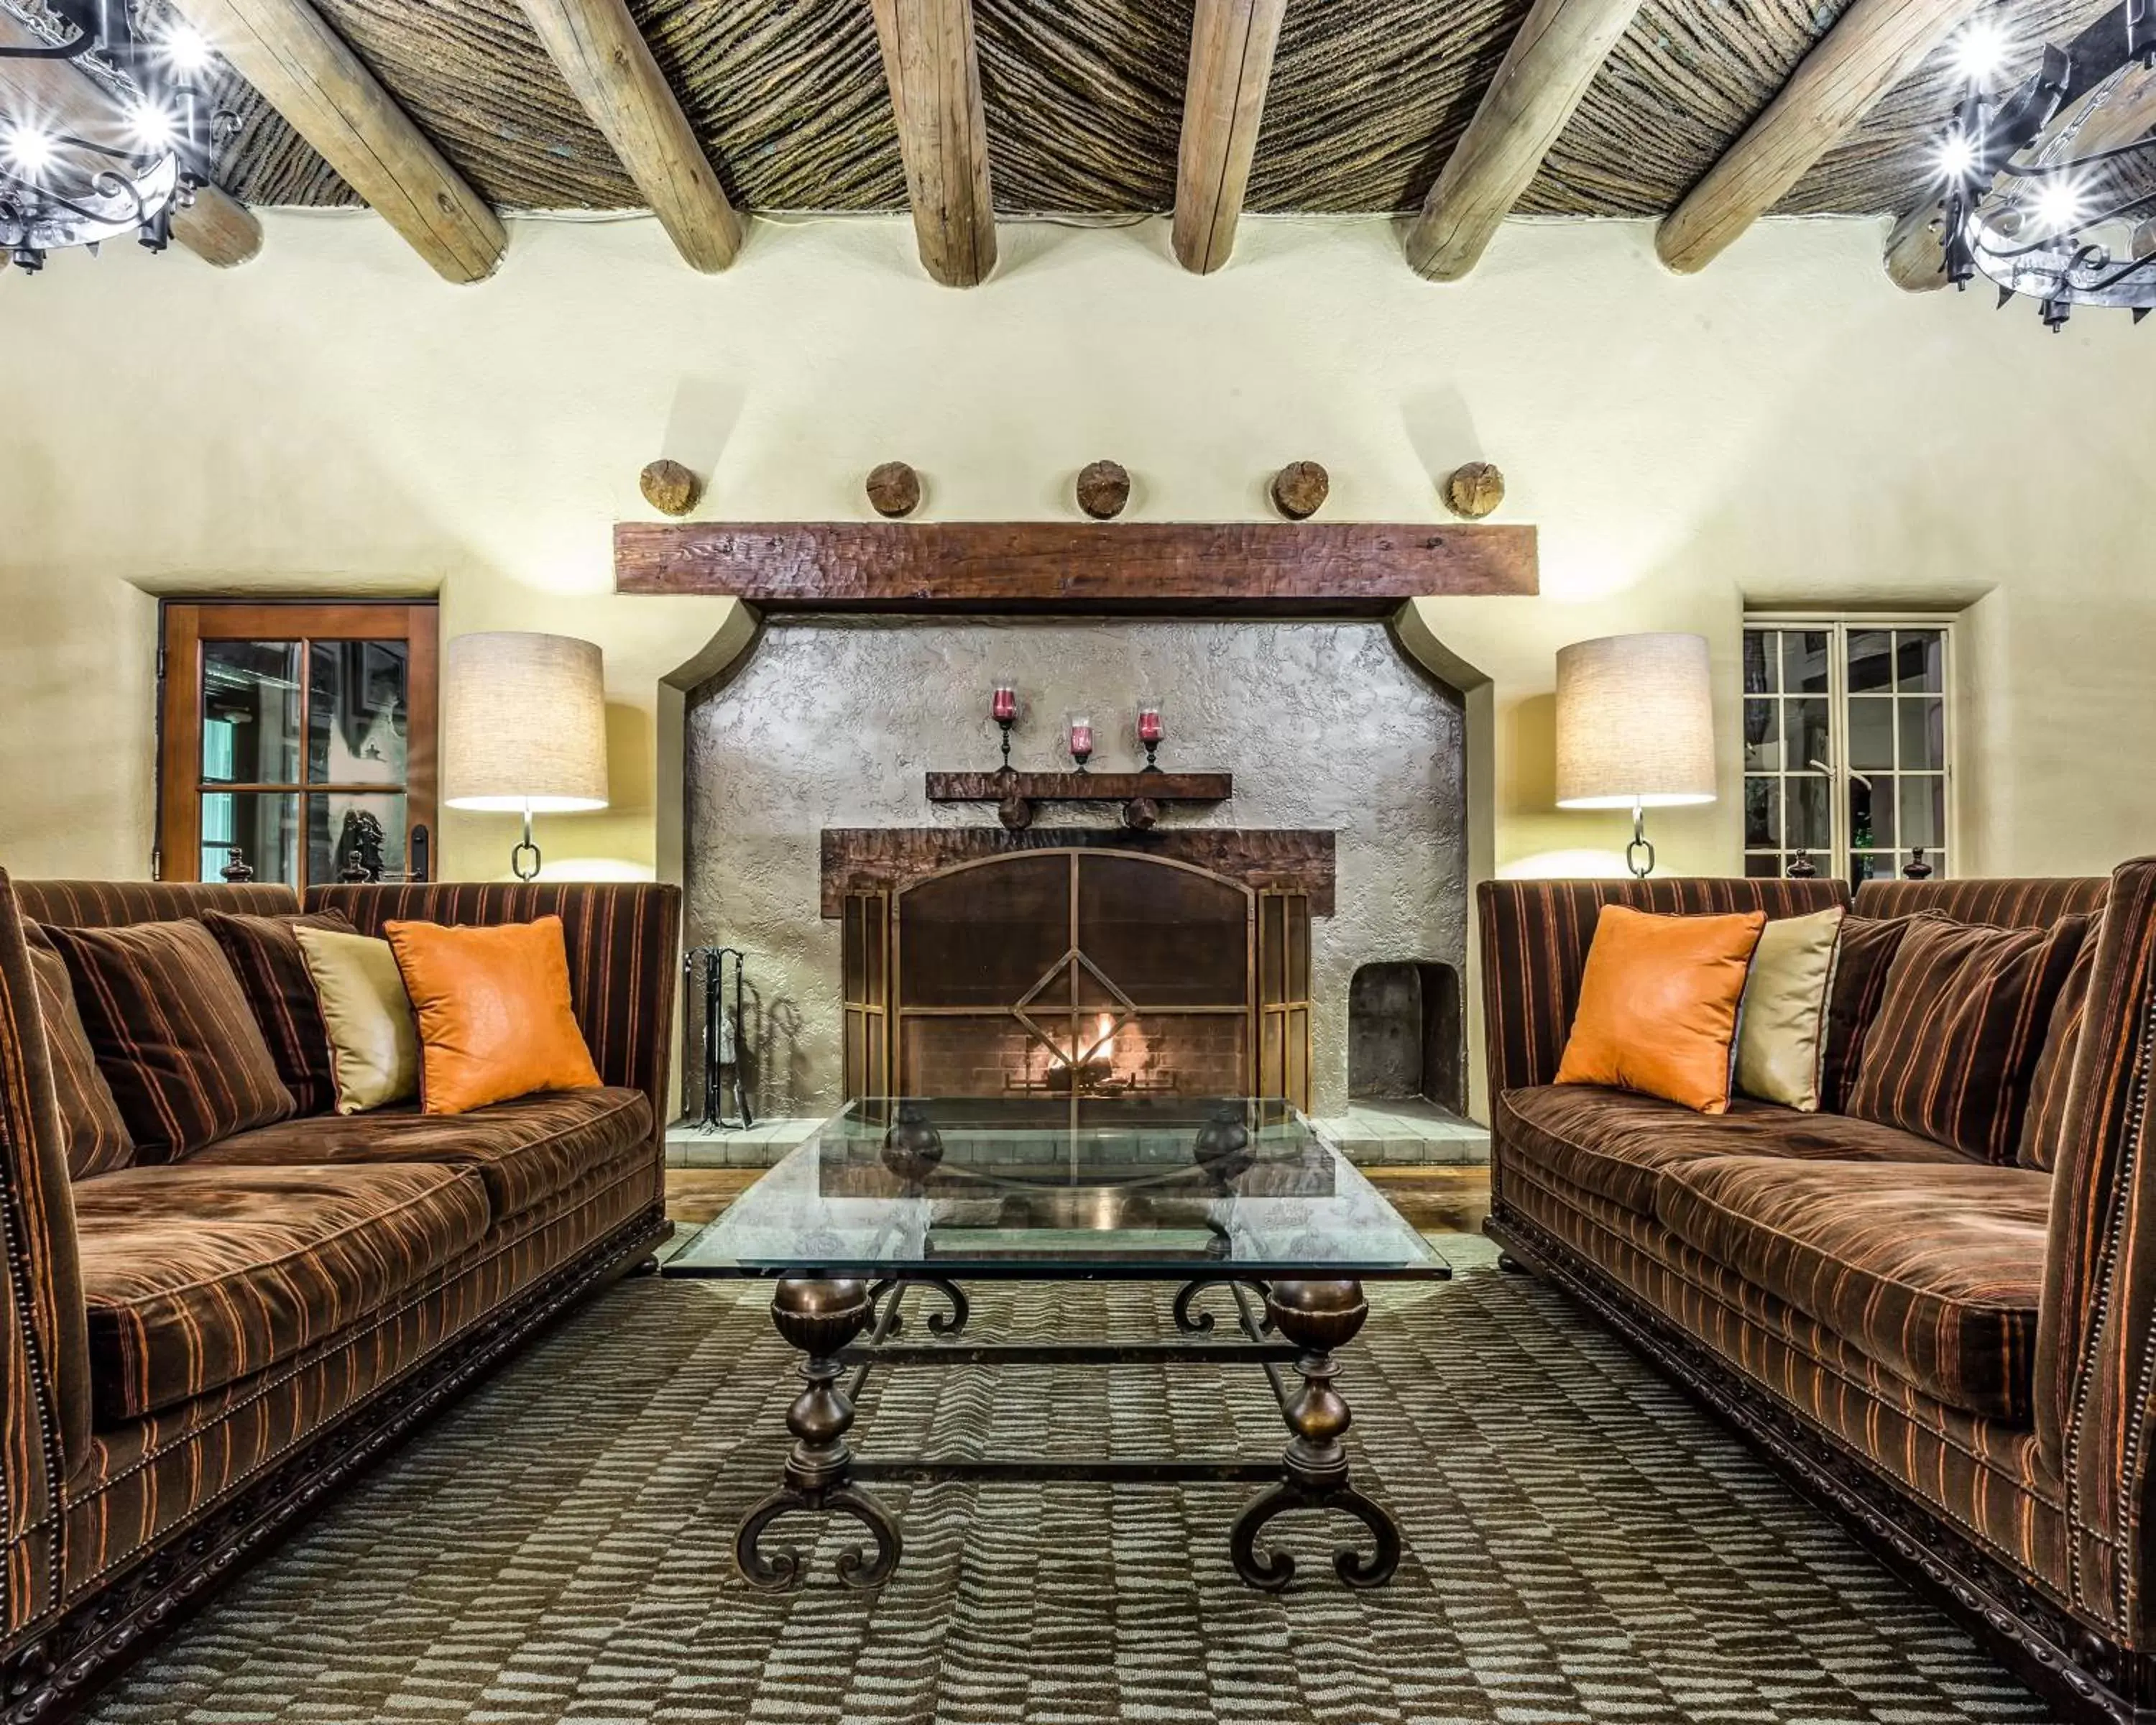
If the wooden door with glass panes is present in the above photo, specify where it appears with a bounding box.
[157,602,438,888]
[1741,620,1953,888]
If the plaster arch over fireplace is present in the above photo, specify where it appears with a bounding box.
[675,612,1477,1121]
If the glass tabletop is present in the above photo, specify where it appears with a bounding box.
[664,1096,1450,1280]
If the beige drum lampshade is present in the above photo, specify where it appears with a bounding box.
[443,632,610,813]
[1554,632,1716,809]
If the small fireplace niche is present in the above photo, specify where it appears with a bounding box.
[830,837,1330,1110]
[1346,962,1465,1114]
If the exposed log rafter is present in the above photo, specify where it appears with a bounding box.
[0,11,262,267]
[514,0,740,273]
[1172,0,1287,274]
[869,0,995,288]
[1657,0,1989,274]
[169,0,506,283]
[1404,0,1646,280]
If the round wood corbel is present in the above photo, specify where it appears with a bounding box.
[1443,461,1506,520]
[867,461,923,519]
[639,459,701,517]
[1075,460,1131,520]
[1271,461,1330,521]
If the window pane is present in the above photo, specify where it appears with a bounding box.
[1848,698,1895,771]
[308,792,407,884]
[1743,699,1780,770]
[201,642,301,785]
[1851,776,1894,851]
[1744,778,1779,848]
[308,640,410,785]
[1899,777,1946,849]
[1787,776,1830,851]
[1743,854,1780,879]
[1782,630,1830,694]
[1899,697,1945,770]
[1789,699,1831,770]
[1895,630,1945,693]
[1851,852,1892,883]
[1847,628,1894,694]
[200,791,299,885]
[1743,631,1777,695]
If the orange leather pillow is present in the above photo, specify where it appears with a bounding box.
[1554,905,1767,1114]
[383,916,602,1116]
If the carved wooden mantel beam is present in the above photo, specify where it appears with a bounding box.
[613,520,1539,615]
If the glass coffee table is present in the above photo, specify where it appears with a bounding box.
[664,1095,1449,1593]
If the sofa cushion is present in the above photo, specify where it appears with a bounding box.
[45,918,296,1159]
[1847,911,2091,1164]
[2019,923,2101,1173]
[70,1162,489,1423]
[1656,1155,2050,1422]
[202,909,356,1118]
[1817,916,1908,1113]
[1498,1083,1975,1218]
[26,942,134,1179]
[187,1085,653,1220]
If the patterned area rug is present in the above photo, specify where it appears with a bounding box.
[86,1236,2045,1724]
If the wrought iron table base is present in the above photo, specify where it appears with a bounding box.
[734,1272,1399,1593]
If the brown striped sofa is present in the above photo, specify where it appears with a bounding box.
[1480,865,2156,1725]
[0,873,679,1724]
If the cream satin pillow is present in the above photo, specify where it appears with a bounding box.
[295,925,419,1114]
[1735,906,1846,1112]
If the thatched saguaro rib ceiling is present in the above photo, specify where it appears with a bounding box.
[144,0,2112,221]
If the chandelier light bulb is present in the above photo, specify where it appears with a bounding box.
[1,124,55,176]
[126,101,177,152]
[161,21,213,73]
[1938,132,1978,180]
[1950,16,2011,82]
[2035,179,2083,236]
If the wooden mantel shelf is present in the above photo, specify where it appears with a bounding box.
[927,770,1230,831]
[614,520,1537,615]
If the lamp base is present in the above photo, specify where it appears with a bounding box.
[1625,801,1656,880]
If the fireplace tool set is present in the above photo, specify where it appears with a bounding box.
[686,946,754,1130]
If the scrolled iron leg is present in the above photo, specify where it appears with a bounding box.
[1228,1279,1401,1591]
[1171,1276,1273,1335]
[736,1277,904,1591]
[916,1276,969,1336]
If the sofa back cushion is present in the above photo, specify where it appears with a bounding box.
[24,942,133,1179]
[44,919,296,1160]
[1817,916,1909,1114]
[1846,911,2091,1164]
[202,909,355,1118]
[2019,924,2101,1173]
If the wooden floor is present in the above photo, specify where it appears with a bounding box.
[663,1166,1491,1236]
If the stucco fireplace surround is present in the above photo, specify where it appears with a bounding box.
[682,615,1470,1124]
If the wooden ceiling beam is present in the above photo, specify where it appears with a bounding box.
[1404,0,1645,280]
[514,0,740,273]
[1171,0,1286,274]
[0,12,262,267]
[169,0,505,283]
[1657,0,1987,274]
[869,0,995,287]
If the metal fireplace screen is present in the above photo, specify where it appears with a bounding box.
[841,850,1312,1110]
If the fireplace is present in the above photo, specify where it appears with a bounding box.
[830,834,1331,1109]
[683,616,1468,1121]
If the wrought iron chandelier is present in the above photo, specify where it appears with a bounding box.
[1930,1,2156,328]
[0,1,231,272]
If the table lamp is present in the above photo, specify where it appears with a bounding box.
[1554,632,1716,878]
[443,632,609,882]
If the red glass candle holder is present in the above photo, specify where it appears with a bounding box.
[1136,704,1164,772]
[1067,712,1094,772]
[990,679,1018,770]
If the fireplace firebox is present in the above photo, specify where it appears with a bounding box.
[834,842,1325,1110]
